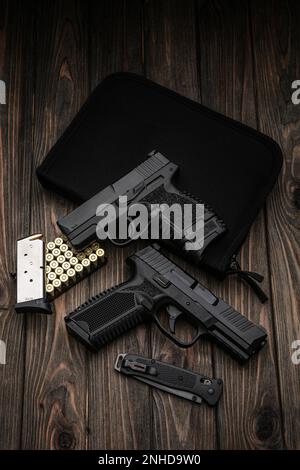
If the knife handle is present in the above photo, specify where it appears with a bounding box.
[115,353,223,406]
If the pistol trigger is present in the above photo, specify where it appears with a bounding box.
[166,305,183,334]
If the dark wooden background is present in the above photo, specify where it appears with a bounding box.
[0,0,299,450]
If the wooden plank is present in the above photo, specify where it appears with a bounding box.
[88,0,124,87]
[197,0,284,449]
[87,0,151,450]
[250,0,300,449]
[21,0,90,449]
[0,303,25,450]
[144,0,217,449]
[0,0,34,449]
[1,0,296,451]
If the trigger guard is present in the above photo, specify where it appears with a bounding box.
[153,312,205,348]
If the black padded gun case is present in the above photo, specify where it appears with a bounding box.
[36,72,282,298]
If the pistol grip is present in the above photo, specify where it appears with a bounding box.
[65,279,154,350]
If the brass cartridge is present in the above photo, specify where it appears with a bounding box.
[52,278,62,292]
[64,250,73,260]
[60,243,68,254]
[44,239,106,299]
[49,260,59,270]
[62,261,71,271]
[96,248,105,261]
[67,268,76,283]
[48,272,56,282]
[46,241,56,252]
[55,266,64,277]
[57,254,65,265]
[89,253,98,268]
[91,242,100,251]
[76,251,86,262]
[74,263,83,278]
[60,273,69,288]
[46,284,54,297]
[52,248,61,258]
[84,247,93,257]
[81,258,91,273]
[70,257,78,267]
[46,253,54,263]
[54,237,63,247]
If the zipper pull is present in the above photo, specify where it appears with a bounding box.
[228,255,264,282]
[227,255,268,303]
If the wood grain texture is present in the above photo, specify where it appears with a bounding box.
[144,0,217,449]
[20,0,90,449]
[197,0,284,449]
[0,0,298,450]
[86,0,151,450]
[250,0,300,449]
[0,0,34,449]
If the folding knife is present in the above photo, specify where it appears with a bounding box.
[115,353,223,406]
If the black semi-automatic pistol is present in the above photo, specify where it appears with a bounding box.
[65,245,267,362]
[115,353,223,406]
[57,150,226,265]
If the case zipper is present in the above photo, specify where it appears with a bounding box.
[226,255,268,303]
